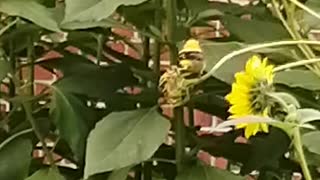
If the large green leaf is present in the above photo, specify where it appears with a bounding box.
[175,163,245,180]
[84,107,171,178]
[302,0,320,29]
[297,108,320,124]
[275,70,320,91]
[183,0,209,14]
[302,131,320,155]
[201,41,254,83]
[108,166,131,180]
[0,0,60,32]
[222,15,290,43]
[0,134,33,180]
[62,0,149,27]
[50,87,89,162]
[25,168,65,180]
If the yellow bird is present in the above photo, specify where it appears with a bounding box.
[178,39,205,77]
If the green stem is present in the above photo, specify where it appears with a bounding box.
[198,40,320,84]
[142,36,150,68]
[24,38,55,166]
[153,0,162,85]
[293,128,312,180]
[0,17,18,36]
[287,0,320,21]
[284,0,316,59]
[26,37,34,96]
[23,103,55,166]
[134,164,142,180]
[143,162,152,180]
[166,0,178,65]
[188,105,194,127]
[282,0,320,72]
[166,0,186,173]
[96,34,104,66]
[273,58,320,72]
[272,0,315,71]
[174,106,185,172]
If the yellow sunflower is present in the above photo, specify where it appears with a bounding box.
[225,55,274,138]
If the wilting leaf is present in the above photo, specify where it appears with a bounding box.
[84,107,170,178]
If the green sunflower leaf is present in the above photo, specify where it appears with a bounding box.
[0,129,33,180]
[62,0,148,29]
[275,70,320,91]
[0,0,60,32]
[297,108,320,124]
[108,166,131,180]
[84,107,171,178]
[267,92,300,108]
[25,168,65,180]
[302,131,320,155]
[175,162,245,180]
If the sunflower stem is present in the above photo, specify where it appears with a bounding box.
[287,0,320,21]
[24,37,55,166]
[152,0,162,83]
[199,40,320,84]
[271,0,316,72]
[293,128,312,180]
[274,58,320,72]
[166,0,186,173]
[96,34,105,66]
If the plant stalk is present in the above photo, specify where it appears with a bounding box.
[26,37,35,96]
[24,37,55,166]
[152,0,162,81]
[273,58,320,72]
[166,0,185,173]
[143,36,151,68]
[96,34,105,66]
[143,162,152,180]
[293,128,312,180]
[272,0,315,71]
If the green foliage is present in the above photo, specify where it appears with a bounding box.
[50,87,89,162]
[303,131,320,155]
[84,108,170,178]
[303,0,320,29]
[62,0,149,29]
[275,70,320,90]
[0,0,60,32]
[26,168,65,180]
[0,0,320,179]
[175,162,245,180]
[0,130,33,180]
[107,166,131,180]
